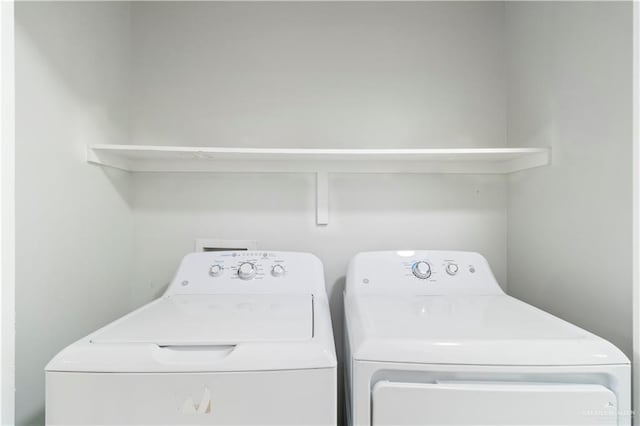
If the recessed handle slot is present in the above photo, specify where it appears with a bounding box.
[154,345,236,364]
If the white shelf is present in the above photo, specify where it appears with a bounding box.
[87,145,550,174]
[87,144,550,225]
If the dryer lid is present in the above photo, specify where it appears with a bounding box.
[91,294,313,346]
[348,294,629,365]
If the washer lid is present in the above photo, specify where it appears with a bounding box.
[91,294,313,346]
[348,294,629,365]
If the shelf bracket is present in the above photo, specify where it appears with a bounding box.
[316,171,329,225]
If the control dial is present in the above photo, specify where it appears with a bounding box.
[237,262,257,280]
[446,263,459,276]
[209,264,223,277]
[271,264,286,277]
[412,261,431,279]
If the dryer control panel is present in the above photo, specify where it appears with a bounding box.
[166,251,326,296]
[346,250,504,296]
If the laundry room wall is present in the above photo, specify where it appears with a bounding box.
[129,2,507,151]
[506,2,633,356]
[14,3,133,425]
[128,0,509,299]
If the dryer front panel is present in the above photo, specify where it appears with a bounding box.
[347,362,631,426]
[372,380,617,425]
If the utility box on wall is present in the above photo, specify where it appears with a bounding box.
[194,239,258,252]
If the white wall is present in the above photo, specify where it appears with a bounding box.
[506,2,633,357]
[1,0,16,423]
[15,3,133,424]
[128,3,509,422]
[128,3,509,289]
[131,173,507,305]
[129,2,506,150]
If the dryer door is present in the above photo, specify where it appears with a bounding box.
[372,380,617,425]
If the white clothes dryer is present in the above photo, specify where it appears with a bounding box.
[344,250,630,426]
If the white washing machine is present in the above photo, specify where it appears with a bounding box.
[344,250,630,426]
[46,251,337,425]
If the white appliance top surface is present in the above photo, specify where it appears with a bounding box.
[348,294,629,365]
[356,295,587,340]
[91,294,313,346]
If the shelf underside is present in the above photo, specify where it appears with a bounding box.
[87,145,550,174]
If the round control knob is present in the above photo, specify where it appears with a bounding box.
[271,264,286,277]
[209,264,223,277]
[445,263,459,276]
[237,262,256,280]
[412,261,431,279]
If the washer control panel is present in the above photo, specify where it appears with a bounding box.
[347,250,503,296]
[205,252,287,282]
[168,251,321,295]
